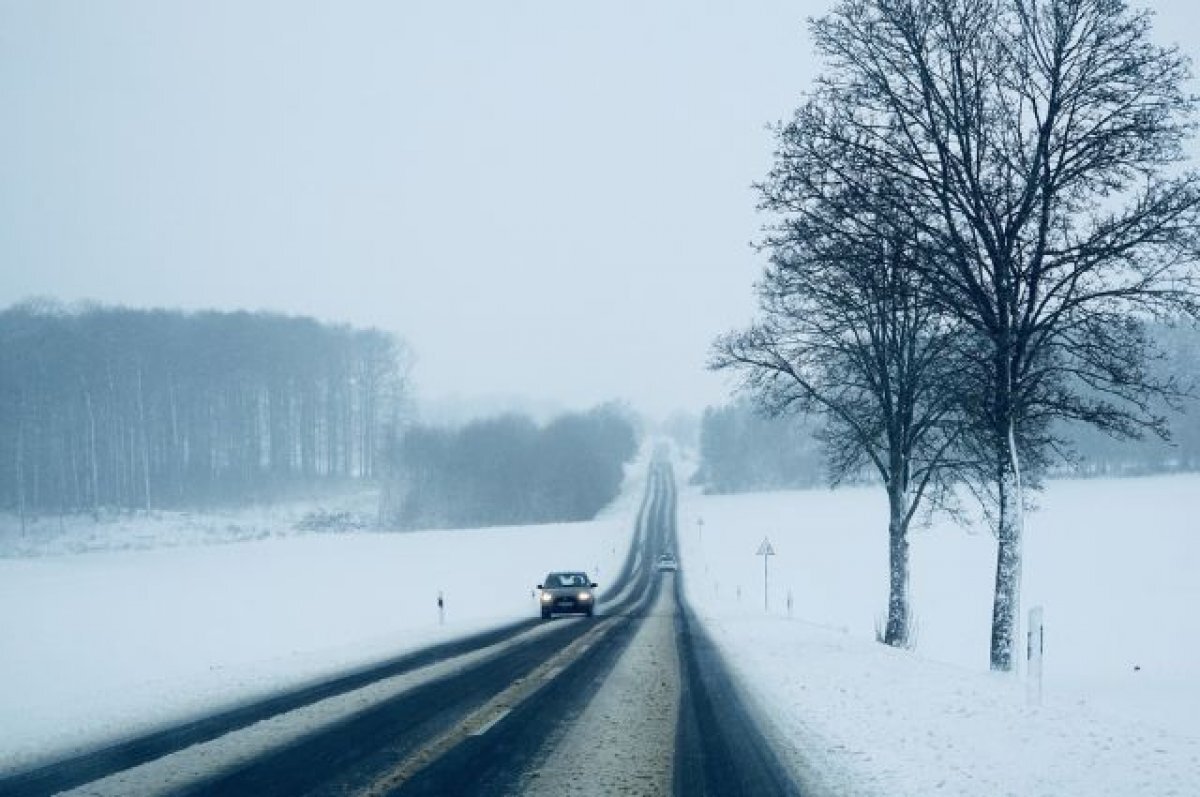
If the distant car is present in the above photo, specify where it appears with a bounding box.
[538,571,598,619]
[656,552,678,572]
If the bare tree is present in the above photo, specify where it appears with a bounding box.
[713,186,963,647]
[781,0,1200,669]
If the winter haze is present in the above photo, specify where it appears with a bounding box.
[7,0,1200,415]
[4,2,1200,794]
[1,0,834,417]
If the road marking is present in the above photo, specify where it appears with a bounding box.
[361,616,621,796]
[470,707,512,737]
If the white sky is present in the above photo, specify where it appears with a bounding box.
[2,1,1197,418]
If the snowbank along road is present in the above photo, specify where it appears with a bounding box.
[3,458,801,796]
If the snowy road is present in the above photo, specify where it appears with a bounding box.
[2,459,801,796]
[519,572,680,796]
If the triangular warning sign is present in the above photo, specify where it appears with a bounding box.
[757,537,776,556]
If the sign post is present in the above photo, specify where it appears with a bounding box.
[1026,605,1044,706]
[757,537,776,612]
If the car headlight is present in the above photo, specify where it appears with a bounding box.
[540,592,553,603]
[578,591,593,601]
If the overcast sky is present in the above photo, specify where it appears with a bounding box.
[2,1,1197,419]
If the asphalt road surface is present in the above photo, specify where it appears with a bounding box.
[3,459,801,797]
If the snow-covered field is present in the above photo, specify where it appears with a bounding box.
[0,465,646,776]
[2,459,1198,794]
[0,488,382,558]
[677,473,1200,795]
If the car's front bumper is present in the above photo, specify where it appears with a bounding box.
[541,593,595,614]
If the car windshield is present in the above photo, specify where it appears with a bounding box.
[545,573,589,588]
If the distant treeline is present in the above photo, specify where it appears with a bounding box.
[0,301,409,516]
[693,399,824,493]
[1059,323,1200,476]
[696,325,1200,494]
[381,404,639,529]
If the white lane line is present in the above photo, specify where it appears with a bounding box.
[471,708,513,737]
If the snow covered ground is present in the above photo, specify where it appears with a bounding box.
[0,464,646,776]
[0,487,382,558]
[677,473,1200,795]
[2,458,1198,794]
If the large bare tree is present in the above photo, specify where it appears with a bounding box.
[777,0,1200,669]
[714,182,963,647]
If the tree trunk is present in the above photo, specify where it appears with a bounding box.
[137,366,151,510]
[168,379,181,503]
[884,480,911,647]
[16,407,27,536]
[83,385,99,509]
[989,420,1024,671]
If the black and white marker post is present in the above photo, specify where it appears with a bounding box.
[1026,605,1044,705]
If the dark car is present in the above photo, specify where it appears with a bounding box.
[537,571,598,619]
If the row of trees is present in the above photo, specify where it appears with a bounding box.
[1064,324,1200,474]
[693,400,824,492]
[380,404,639,530]
[715,0,1200,670]
[0,301,409,520]
[698,324,1200,493]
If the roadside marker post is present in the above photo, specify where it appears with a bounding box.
[438,591,445,626]
[1026,605,1044,706]
[757,537,776,613]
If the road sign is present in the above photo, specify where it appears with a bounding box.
[757,537,775,611]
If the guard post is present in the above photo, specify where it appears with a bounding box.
[1026,605,1044,705]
